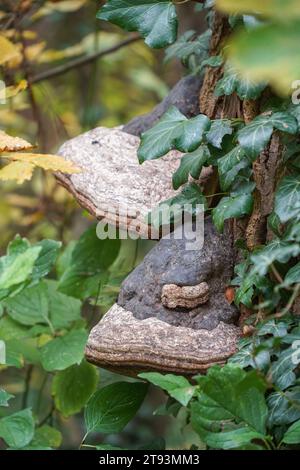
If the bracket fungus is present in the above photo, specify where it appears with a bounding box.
[56,76,241,376]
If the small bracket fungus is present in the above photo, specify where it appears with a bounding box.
[161,282,210,309]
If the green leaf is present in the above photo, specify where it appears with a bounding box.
[58,225,120,299]
[0,408,34,449]
[40,329,88,371]
[97,0,178,49]
[285,262,300,285]
[215,65,265,100]
[172,146,210,190]
[165,29,211,68]
[191,365,268,449]
[138,106,210,162]
[268,347,299,390]
[46,280,81,329]
[0,389,14,407]
[139,372,196,406]
[4,281,49,326]
[217,146,250,191]
[0,246,41,292]
[226,21,300,95]
[85,382,148,434]
[206,119,232,149]
[31,239,61,281]
[275,176,300,224]
[283,419,300,444]
[238,113,298,160]
[250,239,300,276]
[52,360,98,417]
[267,387,300,426]
[212,194,253,232]
[29,425,62,449]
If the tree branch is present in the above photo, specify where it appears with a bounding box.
[30,35,141,85]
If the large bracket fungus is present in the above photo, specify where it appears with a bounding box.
[56,76,241,376]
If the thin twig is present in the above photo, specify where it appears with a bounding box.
[30,35,141,84]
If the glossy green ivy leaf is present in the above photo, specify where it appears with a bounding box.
[85,382,148,434]
[0,408,34,449]
[165,29,211,68]
[0,389,14,407]
[138,106,210,162]
[268,347,299,390]
[52,360,98,417]
[172,146,210,190]
[191,365,268,449]
[215,65,265,100]
[4,281,49,326]
[212,194,253,232]
[40,329,88,371]
[282,419,300,444]
[285,262,300,285]
[139,372,196,407]
[267,387,300,427]
[251,239,300,276]
[206,119,233,149]
[217,146,250,191]
[274,175,300,223]
[238,113,298,160]
[97,0,178,49]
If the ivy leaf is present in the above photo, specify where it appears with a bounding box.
[214,64,265,100]
[172,146,210,190]
[191,365,268,449]
[85,382,148,434]
[4,281,49,326]
[217,146,250,191]
[139,372,196,406]
[267,387,300,427]
[268,347,299,390]
[138,106,210,162]
[282,419,300,444]
[274,176,300,224]
[212,194,253,232]
[40,329,88,371]
[165,29,211,68]
[52,360,98,417]
[0,389,14,407]
[0,408,34,449]
[97,0,178,49]
[238,113,298,160]
[250,240,300,276]
[285,262,300,285]
[206,119,232,149]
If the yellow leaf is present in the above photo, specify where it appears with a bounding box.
[0,161,34,184]
[0,35,20,65]
[4,80,28,99]
[0,130,33,152]
[6,153,81,174]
